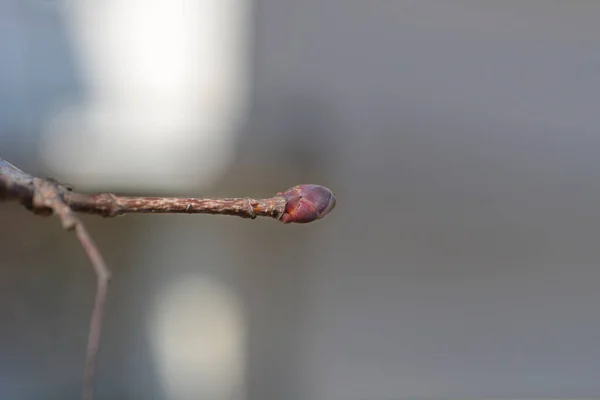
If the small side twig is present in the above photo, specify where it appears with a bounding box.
[30,177,112,400]
[75,224,110,400]
[0,157,336,400]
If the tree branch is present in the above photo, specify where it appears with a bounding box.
[0,156,336,400]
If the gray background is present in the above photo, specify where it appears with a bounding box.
[2,1,600,399]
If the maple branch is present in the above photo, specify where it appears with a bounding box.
[0,156,336,400]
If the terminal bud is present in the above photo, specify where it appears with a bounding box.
[279,184,336,224]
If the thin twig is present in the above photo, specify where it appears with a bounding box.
[63,191,287,220]
[75,223,111,400]
[30,177,112,400]
[0,158,336,224]
[0,156,336,400]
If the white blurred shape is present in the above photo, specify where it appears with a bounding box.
[150,274,245,400]
[42,0,248,191]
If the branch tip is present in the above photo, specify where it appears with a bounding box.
[0,156,337,400]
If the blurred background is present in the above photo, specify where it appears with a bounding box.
[2,1,600,399]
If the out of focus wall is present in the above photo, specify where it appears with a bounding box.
[3,1,600,399]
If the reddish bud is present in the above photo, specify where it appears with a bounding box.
[279,184,336,224]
